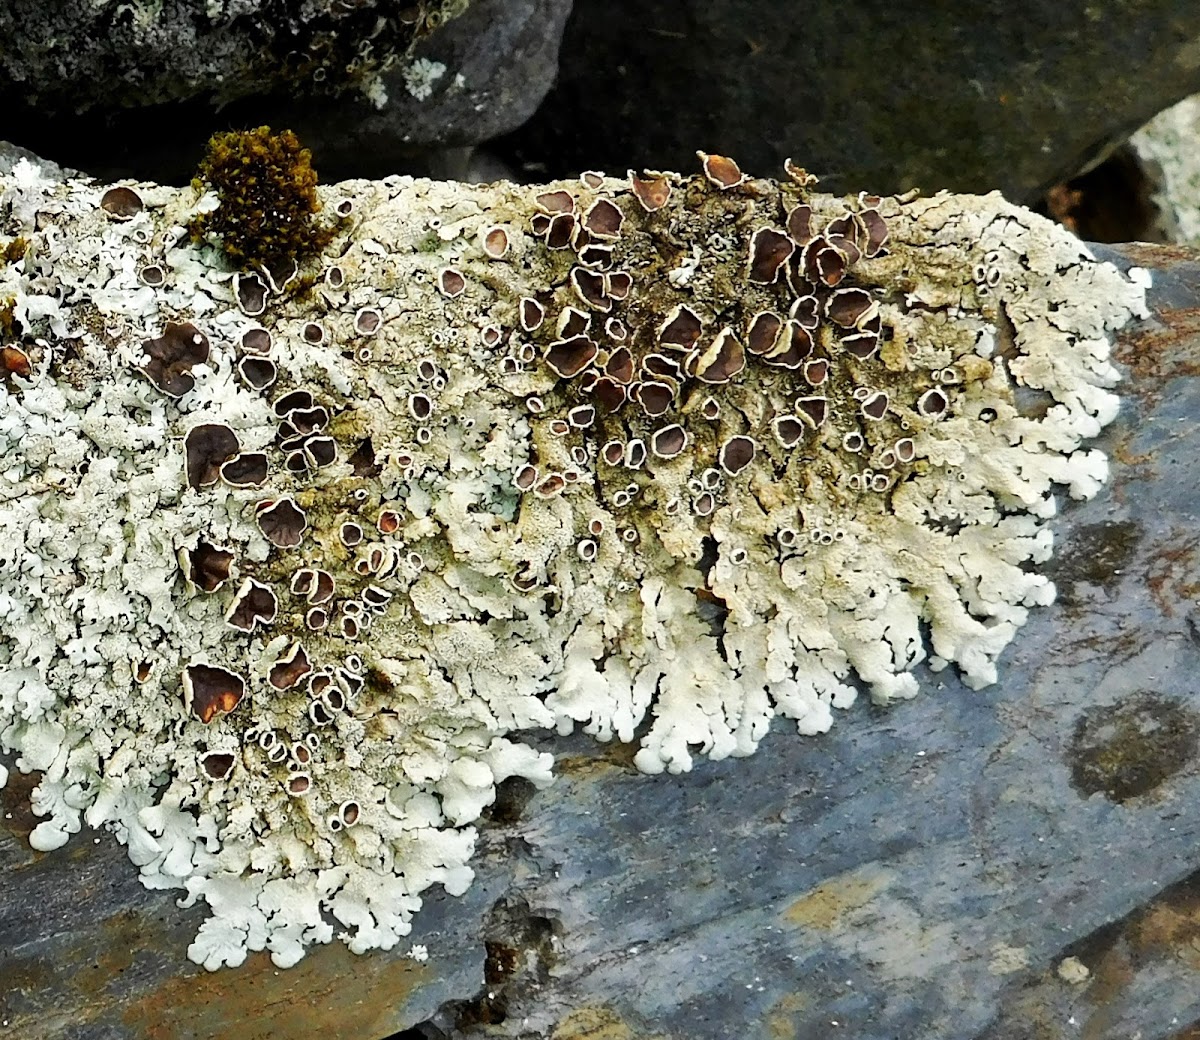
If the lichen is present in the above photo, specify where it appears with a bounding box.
[1131,92,1200,245]
[403,57,447,101]
[0,1,472,113]
[0,155,1146,968]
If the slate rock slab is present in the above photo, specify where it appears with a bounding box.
[0,227,1198,1038]
[499,1,1200,204]
[472,245,1200,1040]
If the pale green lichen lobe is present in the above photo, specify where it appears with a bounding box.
[0,155,1145,968]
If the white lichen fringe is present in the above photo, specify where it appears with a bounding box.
[0,157,1145,969]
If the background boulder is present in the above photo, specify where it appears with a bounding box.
[0,0,572,183]
[498,0,1200,202]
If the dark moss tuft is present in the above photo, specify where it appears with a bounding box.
[3,237,29,265]
[189,127,334,274]
[0,297,16,338]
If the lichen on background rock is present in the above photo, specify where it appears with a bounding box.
[1131,92,1200,245]
[0,1,469,113]
[0,153,1146,969]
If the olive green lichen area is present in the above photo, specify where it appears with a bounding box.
[0,154,1146,969]
[1069,692,1198,803]
[189,127,334,274]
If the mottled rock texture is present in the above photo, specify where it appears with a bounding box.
[0,0,571,183]
[1,0,466,112]
[500,0,1200,203]
[1132,92,1200,244]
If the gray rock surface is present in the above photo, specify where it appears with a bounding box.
[0,1,457,113]
[276,0,573,182]
[2,242,1199,1039]
[499,1,1200,203]
[1131,92,1200,245]
[0,0,571,183]
[0,141,77,180]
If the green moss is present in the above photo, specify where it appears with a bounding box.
[189,127,334,274]
[416,230,444,254]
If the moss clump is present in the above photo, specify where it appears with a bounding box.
[189,127,334,274]
[0,297,16,338]
[3,237,28,265]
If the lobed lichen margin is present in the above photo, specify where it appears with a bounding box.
[0,155,1147,968]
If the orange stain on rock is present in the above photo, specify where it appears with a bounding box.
[122,943,431,1040]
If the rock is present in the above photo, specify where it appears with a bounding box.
[1131,92,1200,245]
[0,149,1196,1040]
[4,236,1200,1040]
[0,0,571,183]
[278,0,573,182]
[0,141,78,180]
[498,1,1200,204]
[465,244,1200,1040]
[0,1,458,114]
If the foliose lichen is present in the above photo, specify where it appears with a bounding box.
[0,151,1146,969]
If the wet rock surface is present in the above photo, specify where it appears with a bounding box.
[2,239,1199,1038]
[498,1,1200,203]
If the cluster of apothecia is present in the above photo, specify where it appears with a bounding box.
[120,153,984,790]
[500,153,959,549]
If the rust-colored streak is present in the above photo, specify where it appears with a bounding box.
[1108,438,1157,487]
[1115,305,1200,394]
[3,897,434,1040]
[121,942,430,1040]
[1,768,42,840]
[1114,242,1200,269]
[1054,867,1200,1040]
[1144,532,1200,619]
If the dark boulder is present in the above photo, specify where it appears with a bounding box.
[499,0,1200,203]
[0,0,571,183]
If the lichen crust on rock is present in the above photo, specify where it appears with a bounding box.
[0,155,1146,968]
[0,1,472,113]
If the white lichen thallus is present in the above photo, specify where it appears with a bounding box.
[0,152,1145,968]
